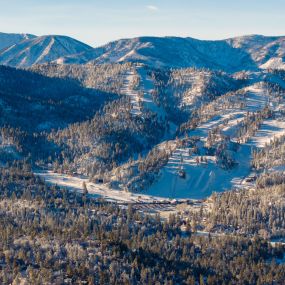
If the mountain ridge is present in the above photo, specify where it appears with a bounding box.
[0,33,284,71]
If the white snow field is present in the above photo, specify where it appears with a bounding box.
[147,144,252,199]
[121,70,142,116]
[35,170,172,203]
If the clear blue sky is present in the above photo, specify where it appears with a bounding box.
[0,0,284,47]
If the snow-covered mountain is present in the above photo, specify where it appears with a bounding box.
[59,35,285,71]
[0,32,36,51]
[0,33,284,71]
[62,36,256,72]
[226,35,285,70]
[0,35,93,67]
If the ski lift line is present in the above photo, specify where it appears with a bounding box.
[170,150,187,198]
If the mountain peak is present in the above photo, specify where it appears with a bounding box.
[0,34,93,67]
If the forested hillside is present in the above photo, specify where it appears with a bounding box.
[0,32,285,284]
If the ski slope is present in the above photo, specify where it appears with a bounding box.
[147,83,285,199]
[121,65,168,118]
[121,70,142,116]
[137,66,168,118]
[248,118,285,148]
